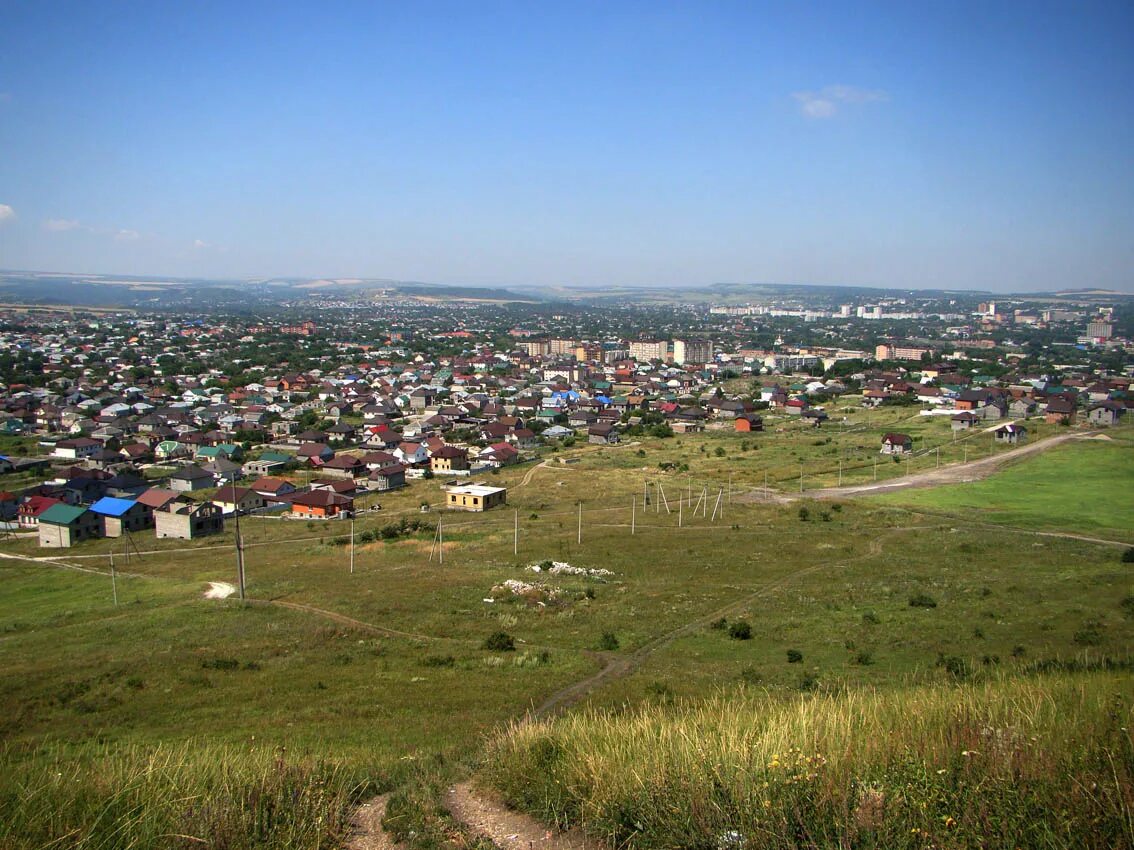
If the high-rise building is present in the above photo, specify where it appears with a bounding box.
[549,338,576,356]
[1086,321,1114,340]
[628,340,668,362]
[672,339,712,365]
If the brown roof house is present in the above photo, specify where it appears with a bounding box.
[880,433,913,455]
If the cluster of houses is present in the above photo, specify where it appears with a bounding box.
[0,313,1128,548]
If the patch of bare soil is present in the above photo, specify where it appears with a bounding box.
[445,783,602,850]
[347,795,403,850]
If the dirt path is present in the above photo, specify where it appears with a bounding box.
[254,598,444,642]
[446,783,600,850]
[737,431,1091,503]
[346,795,403,850]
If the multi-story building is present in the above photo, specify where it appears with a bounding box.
[1086,321,1114,340]
[629,340,668,362]
[549,338,576,356]
[672,339,712,365]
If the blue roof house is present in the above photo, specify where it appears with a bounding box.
[90,495,153,537]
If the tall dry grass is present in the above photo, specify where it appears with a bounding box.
[482,672,1134,849]
[0,740,372,850]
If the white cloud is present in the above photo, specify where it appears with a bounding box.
[193,238,210,249]
[793,85,888,119]
[115,229,140,242]
[0,204,15,224]
[44,218,82,232]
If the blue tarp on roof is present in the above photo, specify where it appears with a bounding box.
[552,390,581,402]
[594,395,612,405]
[90,496,138,517]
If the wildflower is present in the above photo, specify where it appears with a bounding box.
[943,816,956,828]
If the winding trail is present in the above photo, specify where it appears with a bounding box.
[445,782,600,850]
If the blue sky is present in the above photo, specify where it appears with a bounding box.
[1,1,1132,292]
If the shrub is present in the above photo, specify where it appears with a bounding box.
[1073,621,1104,647]
[786,649,803,663]
[201,658,239,671]
[937,654,970,681]
[709,617,728,631]
[819,510,832,522]
[798,506,810,522]
[713,447,726,458]
[862,610,880,625]
[854,650,874,666]
[798,673,820,692]
[597,631,620,651]
[909,593,937,609]
[483,631,515,652]
[422,655,455,668]
[1123,547,1134,563]
[727,620,752,640]
[738,666,762,684]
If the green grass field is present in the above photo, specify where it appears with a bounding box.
[1,416,1132,848]
[873,436,1134,541]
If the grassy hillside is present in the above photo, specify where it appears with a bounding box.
[482,672,1134,849]
[1,425,1131,847]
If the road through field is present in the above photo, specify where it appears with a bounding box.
[750,430,1094,502]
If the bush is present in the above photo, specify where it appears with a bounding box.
[422,655,455,668]
[798,506,810,522]
[798,673,820,692]
[854,650,874,666]
[938,654,970,681]
[597,631,620,651]
[786,649,803,663]
[1073,621,1104,647]
[909,593,938,609]
[862,610,880,625]
[709,617,728,631]
[738,666,762,684]
[727,620,752,640]
[483,631,516,652]
[1123,548,1134,563]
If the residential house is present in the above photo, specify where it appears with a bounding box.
[289,490,354,519]
[734,414,764,433]
[993,423,1027,445]
[89,496,153,536]
[1044,396,1077,424]
[169,465,214,492]
[444,484,507,512]
[880,433,913,455]
[213,485,266,516]
[18,495,62,529]
[38,504,101,547]
[52,437,102,460]
[155,500,224,539]
[1087,401,1126,426]
[249,477,297,499]
[242,451,293,477]
[430,445,469,473]
[366,463,406,491]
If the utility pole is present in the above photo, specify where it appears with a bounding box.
[577,501,582,545]
[109,551,118,607]
[936,447,940,468]
[728,473,732,504]
[234,507,246,601]
[964,445,969,464]
[631,498,635,535]
[838,458,843,487]
[873,457,878,481]
[799,465,804,494]
[764,470,768,501]
[513,509,518,555]
[678,496,682,527]
[438,515,443,565]
[349,515,355,574]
